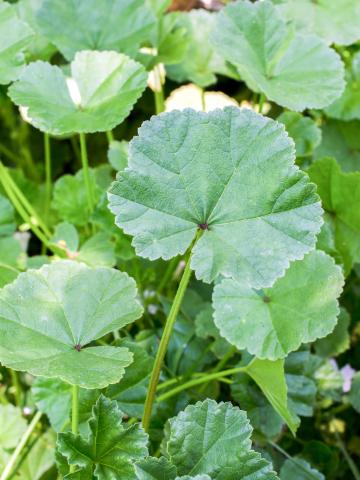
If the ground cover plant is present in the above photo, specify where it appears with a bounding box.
[0,0,360,478]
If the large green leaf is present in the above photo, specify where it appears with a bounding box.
[164,399,279,479]
[308,157,360,271]
[8,50,147,135]
[273,0,360,46]
[36,0,156,61]
[0,261,143,388]
[211,0,344,111]
[213,251,343,359]
[166,10,238,88]
[0,404,27,449]
[325,52,360,121]
[244,358,299,434]
[108,107,322,288]
[0,0,34,84]
[57,394,148,479]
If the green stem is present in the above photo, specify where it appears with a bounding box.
[79,133,95,214]
[0,411,42,480]
[106,130,114,143]
[201,88,206,111]
[142,233,201,432]
[334,429,360,480]
[44,133,52,222]
[153,64,165,114]
[157,366,245,403]
[9,370,21,407]
[258,92,266,114]
[69,385,79,473]
[0,162,51,238]
[0,164,52,249]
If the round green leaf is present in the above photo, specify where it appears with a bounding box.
[274,0,360,46]
[108,107,322,288]
[280,458,324,480]
[165,399,279,479]
[0,194,16,237]
[213,251,344,359]
[211,0,345,111]
[325,52,360,121]
[36,0,156,61]
[8,50,148,135]
[314,307,350,358]
[0,261,143,388]
[0,1,34,84]
[166,10,239,88]
[308,157,360,270]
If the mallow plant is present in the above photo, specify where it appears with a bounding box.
[0,0,359,479]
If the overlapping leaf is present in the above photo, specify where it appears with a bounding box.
[108,107,322,288]
[308,157,360,272]
[36,0,156,61]
[57,395,148,478]
[277,112,321,158]
[0,194,15,237]
[274,0,360,46]
[211,0,345,111]
[0,261,143,388]
[166,10,238,87]
[325,52,360,121]
[8,50,148,135]
[164,399,279,479]
[213,251,343,359]
[0,1,34,84]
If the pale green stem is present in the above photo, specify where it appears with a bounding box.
[201,88,206,111]
[79,133,95,214]
[157,366,246,403]
[44,133,52,222]
[199,345,237,393]
[106,130,114,143]
[157,257,178,296]
[258,92,266,114]
[69,385,79,474]
[154,64,165,114]
[142,232,201,432]
[0,411,42,480]
[9,370,21,407]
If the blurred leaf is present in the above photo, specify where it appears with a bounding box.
[277,112,321,158]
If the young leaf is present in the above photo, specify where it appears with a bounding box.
[274,0,360,47]
[135,457,177,480]
[308,157,360,271]
[16,0,56,61]
[0,1,34,84]
[244,358,299,434]
[57,394,148,478]
[0,261,143,388]
[36,0,156,61]
[166,10,238,88]
[211,0,345,111]
[213,251,344,359]
[0,404,27,449]
[325,52,360,121]
[164,399,279,479]
[277,112,321,158]
[108,107,322,288]
[0,194,16,237]
[8,50,148,135]
[280,458,324,480]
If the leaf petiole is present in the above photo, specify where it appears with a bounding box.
[142,230,202,431]
[79,133,95,215]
